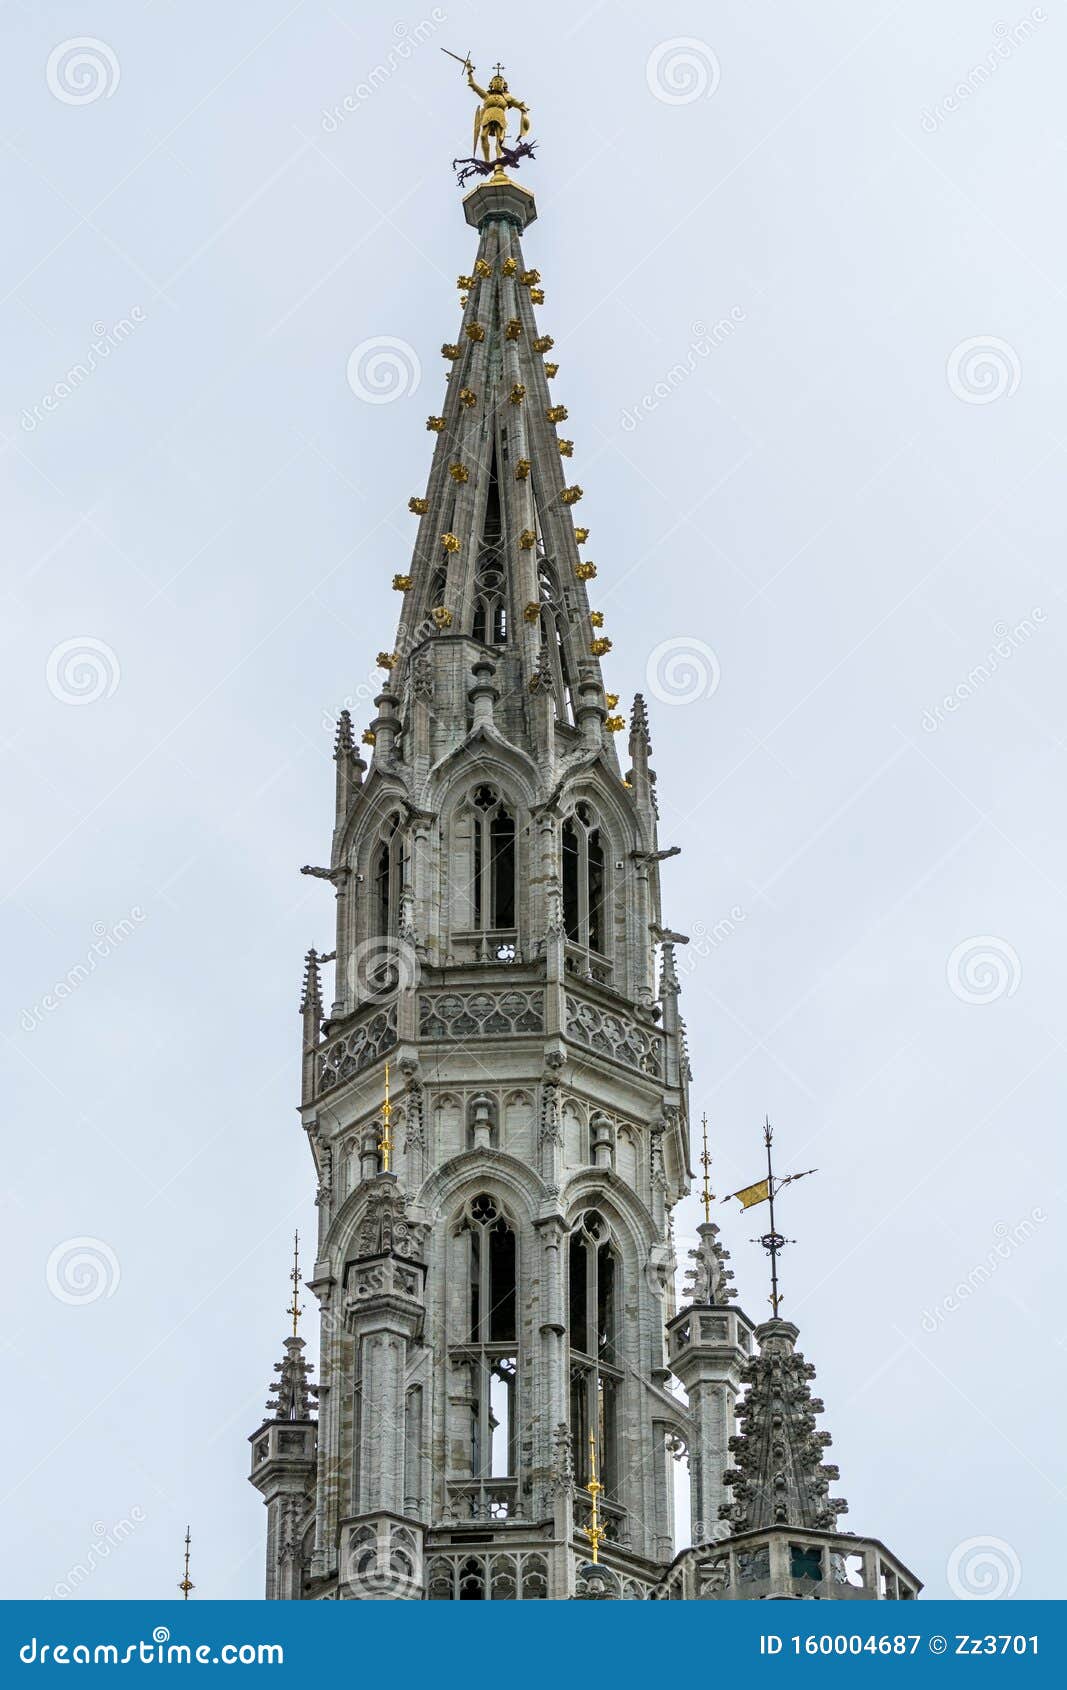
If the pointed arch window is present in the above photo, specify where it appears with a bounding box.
[450,1194,519,1523]
[568,1210,621,1498]
[470,785,516,935]
[538,561,576,722]
[472,448,508,645]
[562,803,607,955]
[372,812,404,937]
[472,553,507,645]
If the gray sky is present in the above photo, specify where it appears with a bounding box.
[2,0,1063,1601]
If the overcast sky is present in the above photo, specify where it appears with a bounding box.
[2,0,1063,1602]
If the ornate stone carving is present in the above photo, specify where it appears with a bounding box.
[267,1336,318,1422]
[399,1060,425,1149]
[318,1005,397,1093]
[419,988,544,1039]
[314,1141,333,1209]
[412,652,434,703]
[551,1421,574,1493]
[574,1561,621,1600]
[682,1221,736,1307]
[721,1319,847,1534]
[352,1181,427,1263]
[564,993,663,1077]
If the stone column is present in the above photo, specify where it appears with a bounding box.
[666,1303,755,1547]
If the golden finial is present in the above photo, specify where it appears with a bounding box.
[378,1061,393,1173]
[287,1229,303,1336]
[700,1113,713,1224]
[582,1430,607,1564]
[178,1526,194,1600]
[445,53,531,181]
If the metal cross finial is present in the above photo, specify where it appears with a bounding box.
[750,1118,817,1317]
[493,61,505,76]
[699,1112,713,1223]
[287,1230,303,1337]
[758,1118,787,1317]
[378,1061,393,1173]
[178,1526,195,1600]
[582,1430,607,1564]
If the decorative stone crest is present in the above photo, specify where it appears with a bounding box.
[721,1319,847,1534]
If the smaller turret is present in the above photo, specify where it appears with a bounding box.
[299,949,322,1105]
[248,1236,319,1599]
[720,1319,845,1535]
[333,708,365,829]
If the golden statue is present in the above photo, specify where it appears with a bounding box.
[468,62,530,163]
[444,52,531,176]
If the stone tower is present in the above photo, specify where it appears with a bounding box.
[248,161,921,1603]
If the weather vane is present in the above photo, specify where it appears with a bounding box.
[442,50,536,187]
[178,1526,194,1600]
[287,1230,303,1336]
[722,1118,817,1317]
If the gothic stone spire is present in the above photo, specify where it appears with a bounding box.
[720,1318,847,1534]
[267,1334,318,1423]
[372,178,616,766]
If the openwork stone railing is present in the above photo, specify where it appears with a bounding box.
[418,987,544,1040]
[444,1478,520,1523]
[317,1003,397,1093]
[691,1528,920,1601]
[564,992,663,1078]
[426,1546,549,1601]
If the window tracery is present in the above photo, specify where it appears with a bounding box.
[371,812,404,937]
[562,802,607,957]
[568,1210,622,1504]
[470,785,516,935]
[449,1194,519,1523]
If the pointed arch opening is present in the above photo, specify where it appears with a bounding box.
[448,1193,519,1523]
[450,784,519,961]
[371,812,404,938]
[562,802,609,976]
[568,1210,622,1518]
[472,447,508,646]
[538,560,575,722]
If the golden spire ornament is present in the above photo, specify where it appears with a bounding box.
[178,1526,194,1600]
[287,1230,303,1336]
[443,51,536,187]
[378,1061,393,1173]
[582,1430,607,1564]
[699,1113,713,1223]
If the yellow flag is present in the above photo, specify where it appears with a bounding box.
[725,1178,770,1210]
